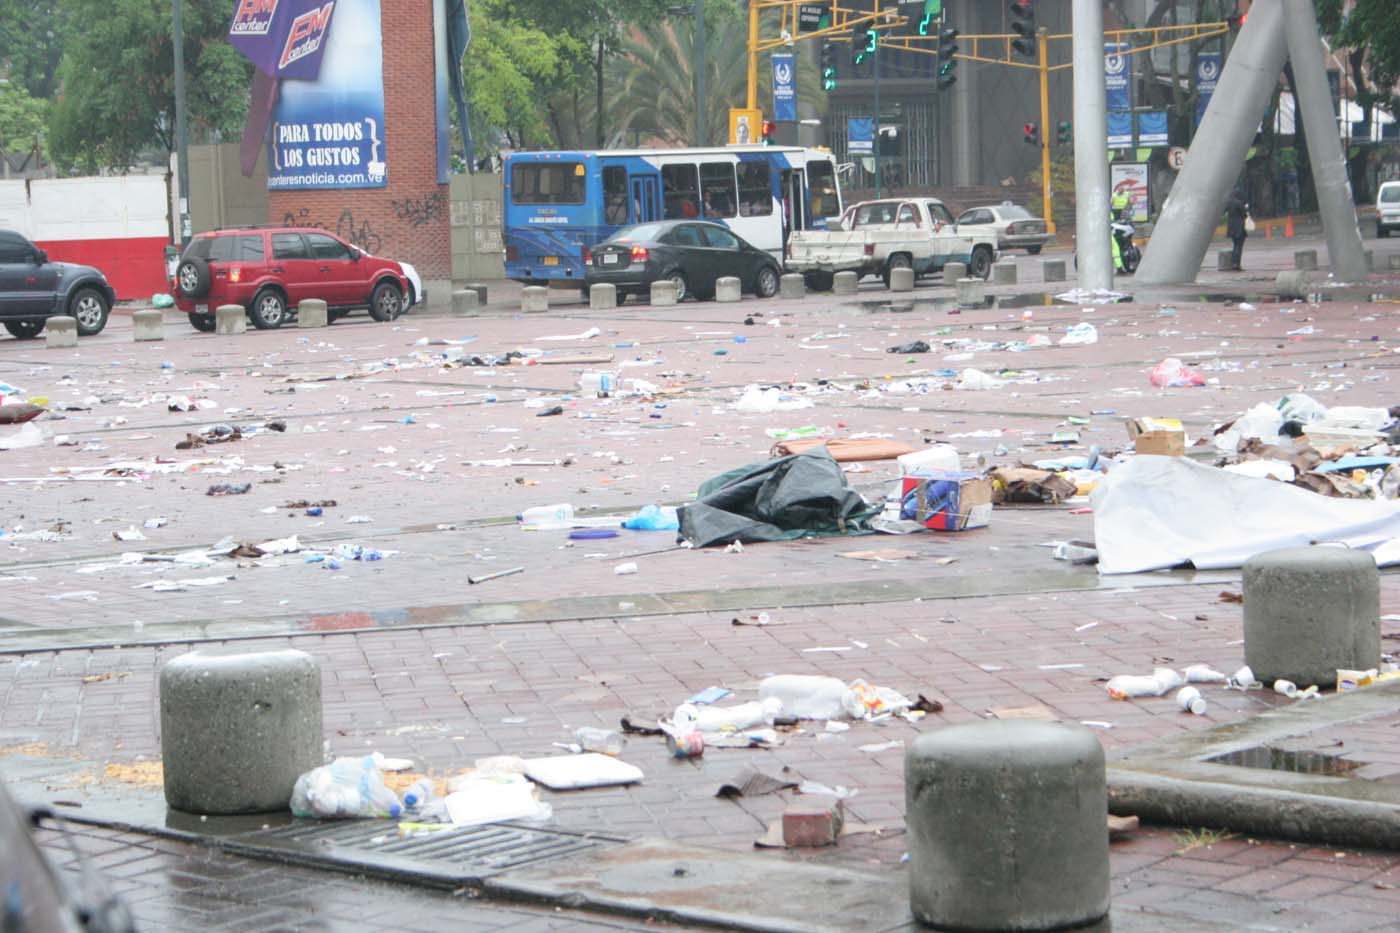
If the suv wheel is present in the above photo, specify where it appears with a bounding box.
[4,320,44,340]
[70,287,111,336]
[176,258,212,298]
[368,281,404,322]
[249,288,288,329]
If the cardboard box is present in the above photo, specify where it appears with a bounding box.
[899,470,993,531]
[1126,417,1186,457]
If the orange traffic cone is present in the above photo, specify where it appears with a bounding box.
[1284,215,1295,238]
[1265,223,1273,240]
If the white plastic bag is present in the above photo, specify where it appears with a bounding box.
[1058,323,1099,346]
[290,756,403,819]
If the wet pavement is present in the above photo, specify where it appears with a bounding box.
[4,231,1400,930]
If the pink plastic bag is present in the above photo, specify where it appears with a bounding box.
[1149,358,1205,388]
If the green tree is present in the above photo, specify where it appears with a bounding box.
[463,0,577,148]
[0,83,49,164]
[48,0,251,173]
[1316,0,1400,202]
[0,0,66,99]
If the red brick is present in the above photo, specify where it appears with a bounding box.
[782,799,844,847]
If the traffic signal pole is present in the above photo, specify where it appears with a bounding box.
[747,1,760,111]
[1038,28,1053,234]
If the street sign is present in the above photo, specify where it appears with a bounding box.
[797,4,828,33]
[1168,146,1186,171]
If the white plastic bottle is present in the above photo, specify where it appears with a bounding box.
[403,778,437,811]
[676,697,782,732]
[758,675,863,720]
[518,503,575,526]
[574,726,624,756]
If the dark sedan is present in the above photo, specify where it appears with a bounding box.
[583,221,781,303]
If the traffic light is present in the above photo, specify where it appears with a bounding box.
[936,23,959,90]
[1010,0,1036,60]
[1227,12,1246,32]
[1022,122,1039,146]
[918,0,942,36]
[1056,120,1072,144]
[820,41,837,92]
[761,120,776,146]
[853,22,875,66]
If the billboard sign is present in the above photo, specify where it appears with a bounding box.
[229,0,337,80]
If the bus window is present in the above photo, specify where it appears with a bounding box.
[737,162,772,216]
[603,166,629,223]
[808,160,838,219]
[699,163,737,219]
[662,164,700,219]
[511,162,585,205]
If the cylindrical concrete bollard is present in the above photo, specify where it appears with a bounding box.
[1218,250,1236,271]
[215,305,247,335]
[906,721,1109,931]
[942,262,967,284]
[889,266,915,293]
[589,282,617,310]
[992,261,1018,285]
[132,309,164,342]
[780,273,805,299]
[160,649,323,814]
[715,276,742,302]
[521,285,549,313]
[1041,259,1067,283]
[45,317,77,348]
[1294,249,1319,271]
[1243,547,1381,688]
[1389,254,1400,272]
[465,282,489,305]
[955,277,986,308]
[297,298,328,328]
[452,289,479,315]
[1363,250,1374,272]
[833,271,859,295]
[1275,270,1310,300]
[650,280,679,306]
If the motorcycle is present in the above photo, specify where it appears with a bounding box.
[1074,211,1141,275]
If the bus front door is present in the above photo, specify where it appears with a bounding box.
[779,169,806,244]
[630,175,661,223]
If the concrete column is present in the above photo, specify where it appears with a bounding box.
[589,283,618,310]
[649,280,679,306]
[1041,259,1067,282]
[833,271,859,295]
[1275,270,1310,299]
[992,261,1018,285]
[906,721,1110,930]
[942,262,966,284]
[522,286,549,313]
[297,299,328,328]
[779,274,805,299]
[1072,0,1112,291]
[1137,5,1288,283]
[1282,0,1368,281]
[1217,249,1236,271]
[132,309,164,341]
[889,267,914,292]
[715,277,742,302]
[45,317,77,348]
[215,305,247,335]
[950,0,978,187]
[956,278,986,307]
[1243,547,1381,688]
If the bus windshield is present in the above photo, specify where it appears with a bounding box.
[512,162,585,204]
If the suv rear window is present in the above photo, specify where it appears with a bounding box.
[187,233,264,261]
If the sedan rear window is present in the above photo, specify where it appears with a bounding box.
[608,223,665,243]
[999,206,1033,219]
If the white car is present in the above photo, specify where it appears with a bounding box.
[1377,181,1400,238]
[953,204,1051,254]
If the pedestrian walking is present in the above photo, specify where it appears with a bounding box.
[1225,188,1248,271]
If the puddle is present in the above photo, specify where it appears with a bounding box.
[852,293,1077,313]
[1207,746,1362,777]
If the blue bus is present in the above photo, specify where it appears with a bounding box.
[502,146,842,284]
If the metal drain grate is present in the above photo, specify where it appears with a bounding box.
[222,820,620,888]
[1207,746,1363,777]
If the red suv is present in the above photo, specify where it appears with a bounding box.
[173,226,421,331]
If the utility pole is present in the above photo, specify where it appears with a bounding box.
[874,40,882,198]
[693,0,707,145]
[1071,0,1111,291]
[172,0,191,246]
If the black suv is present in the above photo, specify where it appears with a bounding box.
[0,230,115,339]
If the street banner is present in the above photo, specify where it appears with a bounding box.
[1110,162,1149,222]
[1107,110,1133,148]
[1138,111,1168,147]
[265,0,387,189]
[1105,42,1131,111]
[772,53,797,123]
[229,0,337,80]
[848,117,874,154]
[1195,51,1220,126]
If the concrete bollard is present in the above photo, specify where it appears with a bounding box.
[991,260,1018,285]
[132,309,164,342]
[1243,547,1381,688]
[1041,259,1067,282]
[1389,254,1400,272]
[650,280,679,306]
[215,305,247,335]
[589,282,617,310]
[889,266,915,293]
[160,649,323,814]
[452,289,479,315]
[45,316,77,348]
[906,721,1109,931]
[1218,250,1236,271]
[955,277,986,308]
[942,262,967,284]
[1294,249,1319,271]
[1363,250,1374,272]
[780,273,805,299]
[521,285,549,313]
[297,298,328,328]
[715,276,742,303]
[833,271,859,295]
[465,282,488,306]
[1275,270,1310,300]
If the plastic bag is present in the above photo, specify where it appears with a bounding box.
[151,293,175,308]
[1149,358,1204,388]
[957,368,1003,391]
[1275,393,1327,423]
[1058,322,1099,346]
[290,756,403,819]
[621,504,680,531]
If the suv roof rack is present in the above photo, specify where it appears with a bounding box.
[210,224,304,231]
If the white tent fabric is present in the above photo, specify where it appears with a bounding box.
[1091,456,1400,574]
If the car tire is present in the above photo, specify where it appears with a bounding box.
[176,258,212,298]
[883,253,913,288]
[249,288,288,329]
[69,287,110,336]
[3,320,44,340]
[368,280,404,322]
[1380,226,1390,239]
[969,246,994,280]
[663,270,688,302]
[754,265,780,298]
[189,311,217,333]
[803,271,834,292]
[1027,245,1043,255]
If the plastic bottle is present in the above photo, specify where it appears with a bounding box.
[674,698,782,733]
[290,756,403,819]
[897,445,960,476]
[1105,675,1168,699]
[1183,664,1227,684]
[518,503,575,526]
[403,778,437,811]
[574,726,624,756]
[578,372,617,397]
[1176,686,1207,715]
[758,675,863,720]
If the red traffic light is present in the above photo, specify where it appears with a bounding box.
[761,120,776,138]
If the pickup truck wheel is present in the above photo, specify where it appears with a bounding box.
[755,265,780,298]
[802,271,834,293]
[969,247,994,280]
[882,254,913,288]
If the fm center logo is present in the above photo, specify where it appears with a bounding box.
[280,1,335,70]
[231,0,279,35]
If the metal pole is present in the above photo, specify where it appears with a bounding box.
[747,1,759,111]
[1071,0,1111,290]
[1136,4,1287,284]
[1282,0,1367,280]
[693,0,707,146]
[1039,28,1054,233]
[172,0,191,246]
[874,43,882,198]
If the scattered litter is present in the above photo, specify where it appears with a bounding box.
[1059,323,1099,346]
[291,756,403,819]
[521,753,643,790]
[206,483,252,497]
[468,566,524,585]
[1149,358,1205,388]
[445,773,552,826]
[715,767,799,799]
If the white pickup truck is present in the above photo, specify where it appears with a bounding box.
[786,197,999,289]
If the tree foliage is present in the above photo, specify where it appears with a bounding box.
[462,0,578,148]
[0,84,49,162]
[0,0,66,99]
[1316,0,1400,117]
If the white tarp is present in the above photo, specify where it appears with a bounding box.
[1092,456,1400,574]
